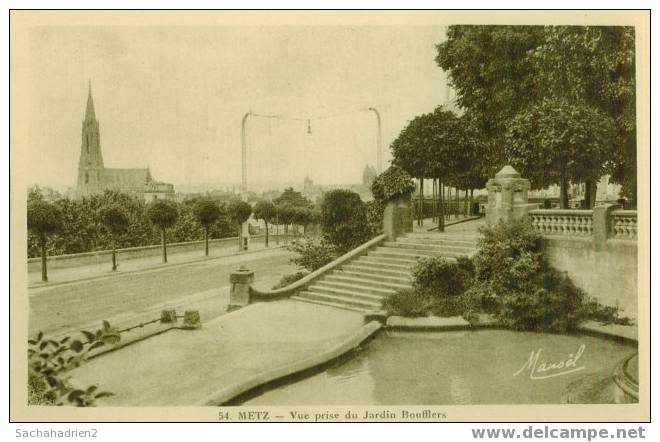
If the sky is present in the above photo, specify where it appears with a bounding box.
[27,25,450,191]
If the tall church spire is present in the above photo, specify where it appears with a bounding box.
[85,80,96,122]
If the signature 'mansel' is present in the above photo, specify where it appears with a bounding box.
[513,344,586,380]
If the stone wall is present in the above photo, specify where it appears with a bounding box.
[529,207,638,318]
[27,234,291,272]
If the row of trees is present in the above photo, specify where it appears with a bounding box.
[434,25,636,208]
[391,107,487,231]
[27,186,324,282]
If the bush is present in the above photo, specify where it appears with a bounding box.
[382,289,433,317]
[272,271,309,290]
[287,238,339,272]
[320,189,371,252]
[469,218,587,332]
[412,256,474,298]
[406,256,475,317]
[370,165,416,204]
[581,297,634,326]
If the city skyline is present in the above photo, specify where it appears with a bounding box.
[27,25,450,190]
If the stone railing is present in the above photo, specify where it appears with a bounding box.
[228,234,387,310]
[611,210,638,240]
[529,210,594,236]
[529,205,637,243]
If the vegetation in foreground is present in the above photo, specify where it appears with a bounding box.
[28,322,119,406]
[383,219,633,333]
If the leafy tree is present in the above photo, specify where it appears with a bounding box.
[253,200,276,246]
[192,199,221,256]
[437,25,637,206]
[147,199,179,263]
[506,97,614,208]
[27,199,63,282]
[226,199,252,250]
[391,107,476,231]
[99,205,129,271]
[436,25,545,177]
[320,189,370,252]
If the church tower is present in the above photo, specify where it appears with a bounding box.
[76,81,105,197]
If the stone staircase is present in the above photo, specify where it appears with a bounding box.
[291,232,479,313]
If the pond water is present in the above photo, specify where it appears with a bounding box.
[240,329,636,405]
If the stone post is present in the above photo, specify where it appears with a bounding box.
[160,309,177,324]
[229,265,254,311]
[485,165,539,226]
[383,195,413,240]
[592,203,620,251]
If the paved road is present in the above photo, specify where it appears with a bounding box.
[28,248,297,336]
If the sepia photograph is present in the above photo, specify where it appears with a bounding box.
[9,9,649,423]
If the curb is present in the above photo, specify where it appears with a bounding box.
[195,320,382,406]
[28,245,289,291]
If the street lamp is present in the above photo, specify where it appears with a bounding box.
[241,111,252,201]
[368,107,383,173]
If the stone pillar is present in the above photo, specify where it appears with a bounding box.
[229,266,254,311]
[592,203,620,251]
[485,165,539,226]
[383,195,413,240]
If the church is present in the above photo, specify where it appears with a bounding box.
[76,83,175,201]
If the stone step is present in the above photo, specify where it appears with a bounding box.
[340,264,411,279]
[332,269,412,286]
[357,256,418,268]
[394,237,478,247]
[291,296,373,314]
[404,232,479,242]
[370,249,469,261]
[315,279,402,296]
[298,291,383,310]
[382,242,476,254]
[307,284,390,302]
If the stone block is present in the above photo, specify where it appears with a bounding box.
[182,310,201,329]
[229,266,255,311]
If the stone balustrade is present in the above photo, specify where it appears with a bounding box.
[529,206,637,241]
[529,210,594,236]
[611,210,638,240]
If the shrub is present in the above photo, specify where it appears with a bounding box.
[272,271,309,290]
[408,256,476,317]
[370,165,416,204]
[28,323,117,406]
[287,238,338,272]
[320,189,371,252]
[412,256,474,298]
[581,297,634,326]
[365,200,384,236]
[469,218,588,332]
[382,289,433,317]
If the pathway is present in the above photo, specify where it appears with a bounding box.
[70,301,368,406]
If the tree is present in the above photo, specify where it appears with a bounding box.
[436,25,545,177]
[99,205,129,271]
[253,200,276,247]
[437,25,636,206]
[226,200,252,250]
[147,199,179,263]
[27,200,63,282]
[506,97,614,208]
[391,107,476,231]
[193,199,221,256]
[320,189,370,252]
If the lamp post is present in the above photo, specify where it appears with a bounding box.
[368,107,383,173]
[241,111,252,201]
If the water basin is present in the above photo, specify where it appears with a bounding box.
[238,329,636,405]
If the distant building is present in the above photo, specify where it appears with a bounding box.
[76,83,174,201]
